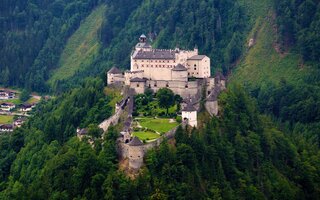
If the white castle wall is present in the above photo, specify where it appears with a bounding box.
[171,70,188,81]
[182,111,197,127]
[186,56,211,78]
[124,70,144,85]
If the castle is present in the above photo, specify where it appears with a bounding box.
[107,34,226,127]
[104,35,226,170]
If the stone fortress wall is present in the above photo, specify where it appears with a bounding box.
[118,123,185,170]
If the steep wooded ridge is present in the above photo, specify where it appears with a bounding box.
[0,0,319,199]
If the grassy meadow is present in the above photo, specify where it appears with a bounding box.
[48,5,106,85]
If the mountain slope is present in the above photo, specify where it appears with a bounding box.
[0,0,99,92]
[48,5,106,86]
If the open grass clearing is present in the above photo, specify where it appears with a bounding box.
[0,115,14,124]
[48,5,106,85]
[0,99,22,105]
[136,117,179,133]
[132,131,160,141]
[27,97,40,104]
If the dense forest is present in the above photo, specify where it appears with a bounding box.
[0,83,319,199]
[274,0,320,62]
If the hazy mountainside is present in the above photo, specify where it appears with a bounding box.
[0,0,319,199]
[0,0,100,92]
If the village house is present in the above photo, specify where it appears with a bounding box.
[0,102,16,111]
[19,103,35,112]
[77,128,88,140]
[0,90,15,100]
[14,117,27,128]
[0,124,14,132]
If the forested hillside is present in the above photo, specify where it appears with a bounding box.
[0,0,100,92]
[231,0,320,149]
[0,83,318,199]
[0,0,320,199]
[1,0,252,92]
[274,0,320,62]
[62,0,250,91]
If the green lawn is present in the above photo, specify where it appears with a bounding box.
[0,115,14,124]
[0,99,22,105]
[132,131,160,141]
[27,97,40,104]
[48,5,106,85]
[137,117,179,133]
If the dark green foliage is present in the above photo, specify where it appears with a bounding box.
[135,86,319,199]
[156,88,175,115]
[28,77,111,143]
[19,90,30,102]
[0,0,99,92]
[274,0,320,62]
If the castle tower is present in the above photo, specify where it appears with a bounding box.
[182,103,197,127]
[194,45,198,54]
[139,34,147,43]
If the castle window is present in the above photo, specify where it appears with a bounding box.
[185,85,188,88]
[154,84,157,87]
[194,68,196,70]
[148,84,151,88]
[194,64,197,67]
[166,84,169,87]
[137,84,139,87]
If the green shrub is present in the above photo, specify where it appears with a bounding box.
[176,116,182,123]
